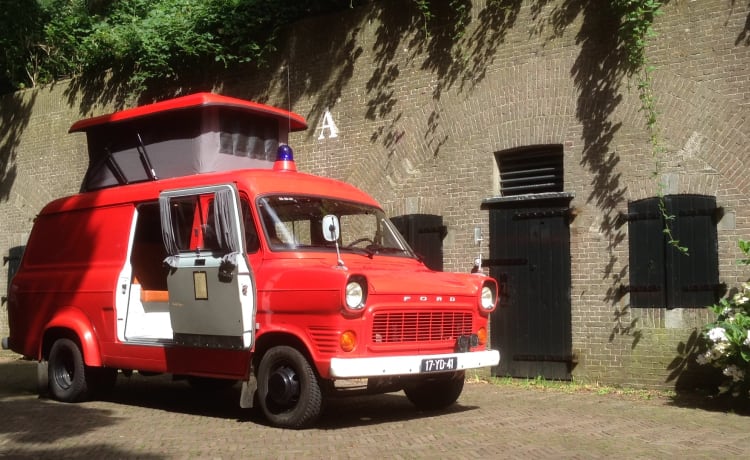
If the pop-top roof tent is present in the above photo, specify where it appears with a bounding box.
[69,93,308,191]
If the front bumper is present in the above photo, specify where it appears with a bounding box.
[329,349,500,379]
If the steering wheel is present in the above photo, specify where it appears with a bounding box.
[346,237,375,248]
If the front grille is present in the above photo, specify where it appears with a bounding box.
[372,311,472,343]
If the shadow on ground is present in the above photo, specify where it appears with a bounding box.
[669,391,750,416]
[0,354,477,429]
[106,372,477,428]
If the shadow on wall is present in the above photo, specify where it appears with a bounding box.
[609,305,643,349]
[568,2,630,308]
[365,0,524,155]
[735,0,750,45]
[63,64,222,115]
[56,0,645,170]
[0,92,37,202]
[666,282,750,413]
[224,1,525,155]
[665,328,750,415]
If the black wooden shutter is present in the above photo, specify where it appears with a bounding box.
[4,246,25,303]
[628,194,719,309]
[666,195,719,308]
[628,198,666,307]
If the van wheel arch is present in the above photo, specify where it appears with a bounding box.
[252,332,314,371]
[42,328,81,362]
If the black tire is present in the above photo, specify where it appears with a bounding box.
[48,338,90,402]
[256,346,323,429]
[404,371,465,410]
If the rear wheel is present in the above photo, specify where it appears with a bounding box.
[48,338,89,402]
[404,371,465,410]
[257,346,322,428]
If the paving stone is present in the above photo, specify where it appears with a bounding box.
[0,354,747,459]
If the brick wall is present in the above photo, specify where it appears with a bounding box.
[0,86,90,344]
[1,0,748,390]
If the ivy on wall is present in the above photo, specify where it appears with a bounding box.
[2,0,678,251]
[411,0,679,249]
[0,0,361,96]
[610,0,686,253]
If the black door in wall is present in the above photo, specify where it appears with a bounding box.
[483,193,573,380]
[391,214,447,272]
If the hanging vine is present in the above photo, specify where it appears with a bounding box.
[410,0,683,252]
[412,0,471,39]
[614,0,687,254]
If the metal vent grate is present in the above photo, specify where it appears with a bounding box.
[497,146,563,196]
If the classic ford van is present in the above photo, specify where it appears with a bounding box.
[3,93,499,428]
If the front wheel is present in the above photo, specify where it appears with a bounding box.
[404,371,465,410]
[256,346,323,429]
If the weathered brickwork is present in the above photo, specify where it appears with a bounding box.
[1,0,748,390]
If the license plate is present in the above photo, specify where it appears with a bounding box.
[420,357,457,373]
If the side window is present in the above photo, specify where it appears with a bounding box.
[241,199,260,253]
[160,185,244,266]
[168,196,200,251]
[170,194,221,252]
[627,194,721,308]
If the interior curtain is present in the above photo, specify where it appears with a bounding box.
[159,196,180,267]
[214,188,240,273]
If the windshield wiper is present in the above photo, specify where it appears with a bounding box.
[373,245,408,254]
[357,244,410,257]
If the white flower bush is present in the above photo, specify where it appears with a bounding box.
[697,278,750,397]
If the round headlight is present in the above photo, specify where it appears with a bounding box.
[346,280,365,310]
[481,285,496,310]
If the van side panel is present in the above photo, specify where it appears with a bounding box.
[8,204,133,361]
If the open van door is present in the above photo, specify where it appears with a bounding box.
[159,184,255,350]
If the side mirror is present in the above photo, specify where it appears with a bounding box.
[322,215,340,242]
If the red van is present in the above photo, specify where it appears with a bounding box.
[3,93,499,428]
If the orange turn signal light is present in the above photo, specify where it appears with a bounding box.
[340,330,357,352]
[477,327,487,346]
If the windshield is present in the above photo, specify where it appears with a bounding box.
[257,195,416,258]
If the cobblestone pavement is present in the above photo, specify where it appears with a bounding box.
[1,351,748,459]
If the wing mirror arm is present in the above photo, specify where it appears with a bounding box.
[322,215,346,269]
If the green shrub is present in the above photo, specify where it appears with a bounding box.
[696,240,750,397]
